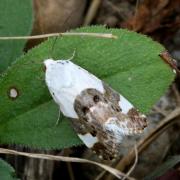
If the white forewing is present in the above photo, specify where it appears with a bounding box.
[44,59,104,118]
[119,95,133,114]
[78,133,98,148]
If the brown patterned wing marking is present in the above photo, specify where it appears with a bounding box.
[70,118,118,160]
[103,83,147,134]
[72,84,147,160]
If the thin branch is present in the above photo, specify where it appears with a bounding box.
[93,146,138,180]
[95,170,107,180]
[153,105,168,117]
[0,147,134,180]
[95,161,115,180]
[83,0,102,26]
[67,162,75,180]
[172,84,180,106]
[159,50,180,75]
[0,32,117,40]
[133,0,140,31]
[122,145,138,180]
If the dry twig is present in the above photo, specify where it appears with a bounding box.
[153,105,168,117]
[0,147,134,180]
[122,145,138,180]
[83,0,102,26]
[66,162,75,180]
[133,0,140,31]
[0,32,117,40]
[172,84,180,106]
[96,145,138,180]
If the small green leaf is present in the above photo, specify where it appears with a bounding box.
[0,159,18,180]
[145,156,180,180]
[0,26,175,149]
[0,0,33,73]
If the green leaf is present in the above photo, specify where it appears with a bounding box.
[145,156,180,180]
[0,26,175,149]
[0,101,81,149]
[0,0,33,73]
[0,159,18,180]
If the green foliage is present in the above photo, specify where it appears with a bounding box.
[0,159,18,180]
[145,156,180,180]
[0,0,33,73]
[0,26,175,149]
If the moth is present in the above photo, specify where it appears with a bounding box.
[44,58,147,160]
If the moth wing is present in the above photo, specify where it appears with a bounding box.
[103,83,147,134]
[70,117,121,160]
[72,84,147,160]
[44,59,147,159]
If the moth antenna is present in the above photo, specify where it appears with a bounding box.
[55,108,61,126]
[69,49,76,61]
[49,36,58,59]
[48,4,80,60]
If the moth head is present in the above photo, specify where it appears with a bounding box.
[44,59,55,68]
[44,59,72,91]
[44,59,59,82]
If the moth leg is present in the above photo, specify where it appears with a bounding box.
[55,108,61,126]
[69,49,76,61]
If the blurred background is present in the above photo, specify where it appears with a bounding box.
[4,0,180,179]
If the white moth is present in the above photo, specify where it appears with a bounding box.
[44,58,147,159]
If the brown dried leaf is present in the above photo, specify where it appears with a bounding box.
[121,0,180,34]
[33,0,86,34]
[27,0,86,48]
